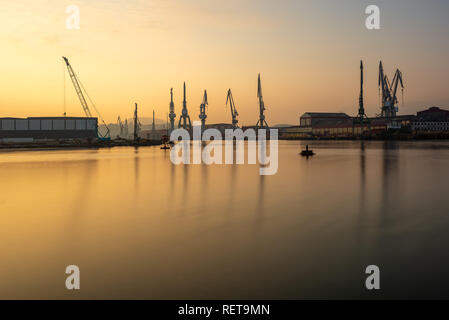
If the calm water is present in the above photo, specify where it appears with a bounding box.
[1,140,449,299]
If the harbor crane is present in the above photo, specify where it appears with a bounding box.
[133,103,141,142]
[178,82,192,130]
[199,90,208,132]
[378,61,404,118]
[256,73,269,128]
[226,89,239,129]
[168,88,176,134]
[354,60,370,133]
[117,116,128,139]
[62,56,111,139]
[358,60,366,119]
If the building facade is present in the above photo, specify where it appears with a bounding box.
[412,107,449,132]
[0,117,98,143]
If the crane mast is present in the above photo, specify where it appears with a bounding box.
[117,116,125,138]
[256,73,269,128]
[62,56,92,118]
[199,90,208,132]
[124,119,129,138]
[168,88,176,134]
[133,103,140,142]
[178,82,192,130]
[358,60,366,119]
[226,89,239,129]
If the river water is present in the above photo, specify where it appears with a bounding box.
[1,140,449,299]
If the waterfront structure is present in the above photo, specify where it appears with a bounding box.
[282,107,449,139]
[256,74,269,129]
[133,103,140,142]
[226,89,239,129]
[412,121,449,131]
[379,61,404,118]
[353,60,370,133]
[178,82,192,130]
[205,123,234,136]
[416,106,449,121]
[411,107,449,131]
[146,110,161,141]
[199,90,208,132]
[299,112,351,127]
[0,117,98,143]
[169,88,176,134]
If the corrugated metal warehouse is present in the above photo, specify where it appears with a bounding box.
[0,117,98,143]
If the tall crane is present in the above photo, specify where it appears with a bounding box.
[379,61,404,118]
[178,82,192,130]
[117,116,125,138]
[152,110,156,133]
[117,116,129,139]
[355,60,370,134]
[358,60,366,119]
[124,119,129,138]
[62,56,110,139]
[226,89,239,129]
[256,73,269,128]
[199,90,208,132]
[168,88,176,134]
[133,103,141,142]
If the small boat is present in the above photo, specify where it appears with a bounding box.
[160,144,170,150]
[300,145,315,156]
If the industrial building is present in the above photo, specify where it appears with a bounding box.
[279,60,449,139]
[411,107,449,131]
[280,107,449,139]
[281,113,391,139]
[0,117,98,144]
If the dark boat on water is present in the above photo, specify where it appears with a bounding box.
[300,145,315,156]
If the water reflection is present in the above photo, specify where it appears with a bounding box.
[380,141,400,225]
[2,141,449,299]
[134,147,140,191]
[255,174,265,224]
[67,158,98,235]
[357,141,366,241]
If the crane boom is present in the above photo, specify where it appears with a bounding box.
[379,61,404,118]
[256,73,268,128]
[391,70,404,106]
[62,56,92,118]
[226,89,239,129]
[62,56,111,139]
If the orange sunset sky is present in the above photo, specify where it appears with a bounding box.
[1,0,449,125]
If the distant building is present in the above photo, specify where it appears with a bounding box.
[280,111,418,139]
[412,107,449,131]
[140,128,165,140]
[299,112,351,127]
[206,123,235,136]
[0,117,98,144]
[417,106,449,121]
[412,121,449,131]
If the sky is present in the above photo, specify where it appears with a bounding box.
[1,0,449,125]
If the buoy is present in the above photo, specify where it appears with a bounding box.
[300,145,315,156]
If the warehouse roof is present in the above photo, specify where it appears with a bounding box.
[301,112,350,118]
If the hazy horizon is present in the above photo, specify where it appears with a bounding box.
[1,0,449,125]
